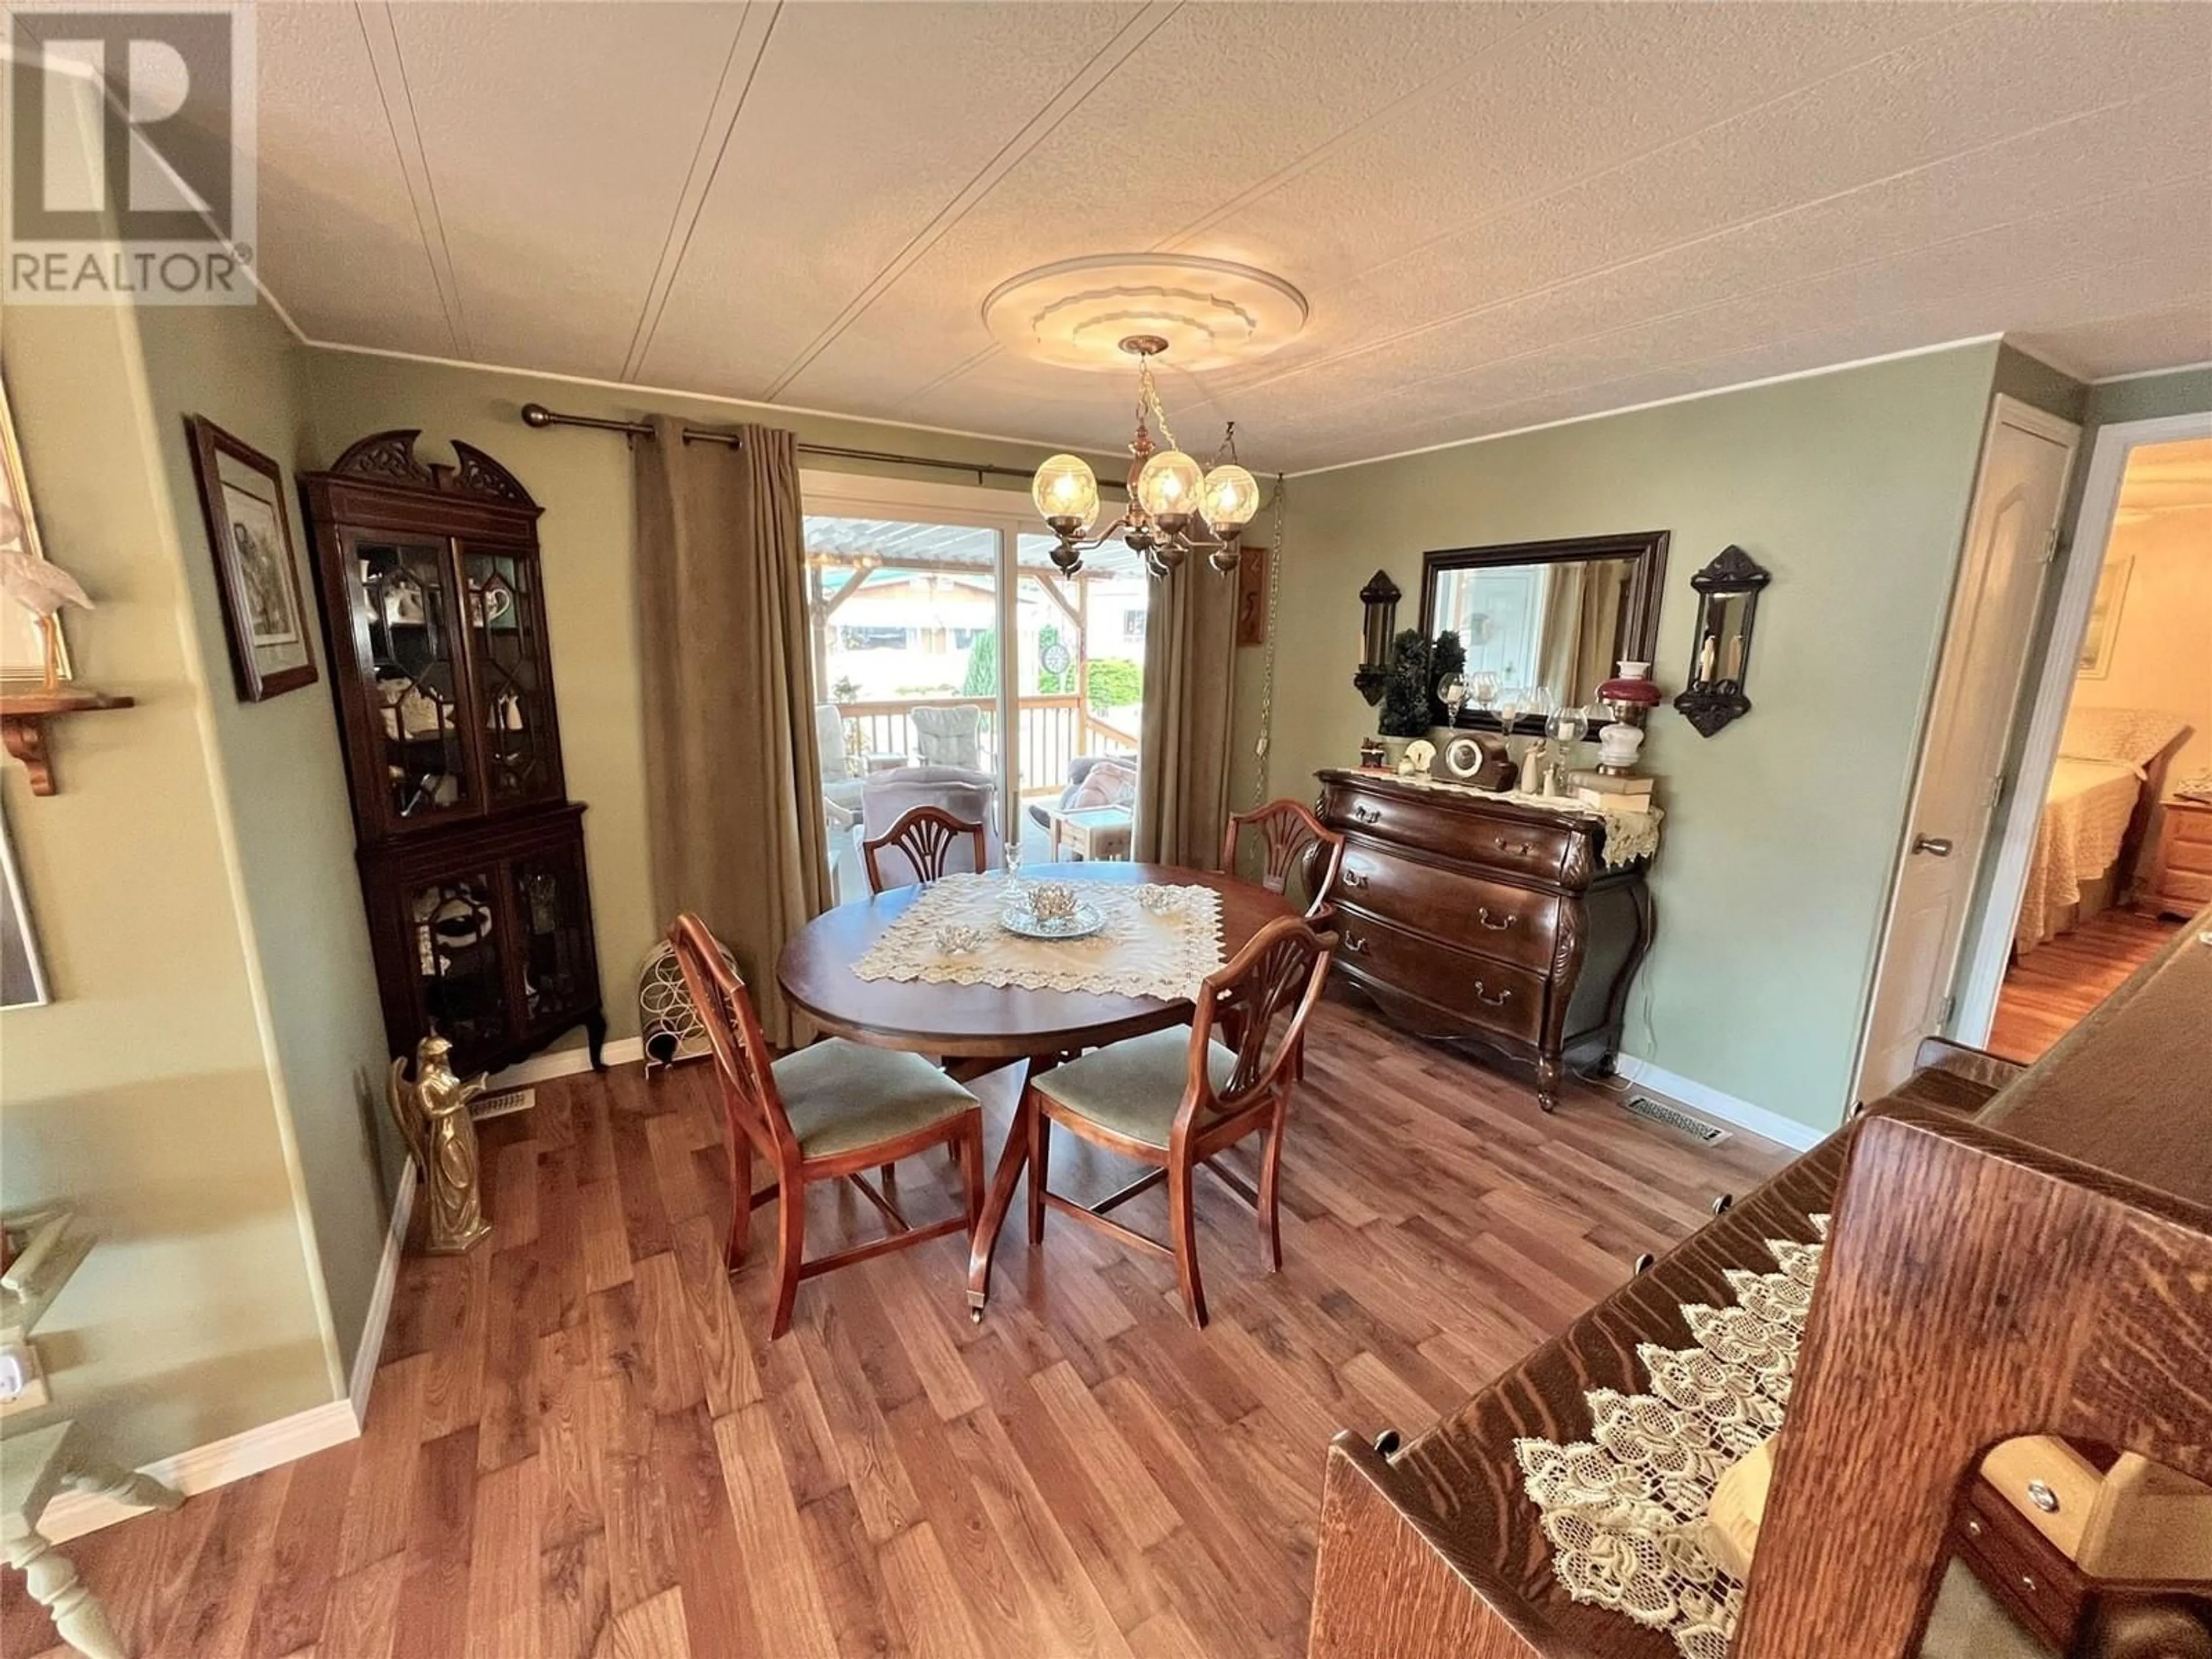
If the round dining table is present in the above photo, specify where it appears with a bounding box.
[777,860,1301,1314]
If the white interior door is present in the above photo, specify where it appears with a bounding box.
[1854,397,2078,1103]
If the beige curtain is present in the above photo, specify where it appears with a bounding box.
[1536,560,1629,709]
[1134,558,1238,869]
[634,416,828,1047]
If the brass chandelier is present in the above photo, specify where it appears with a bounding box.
[1029,336,1260,578]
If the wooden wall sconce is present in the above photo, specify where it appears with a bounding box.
[1673,545,1769,737]
[1353,570,1400,705]
[0,689,135,794]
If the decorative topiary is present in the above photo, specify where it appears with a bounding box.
[1378,628,1433,738]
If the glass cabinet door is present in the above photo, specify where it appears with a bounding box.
[407,870,509,1059]
[349,533,478,828]
[460,544,562,809]
[510,840,594,1028]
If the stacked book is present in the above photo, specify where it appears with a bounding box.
[1568,770,1656,815]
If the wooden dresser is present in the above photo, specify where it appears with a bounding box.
[2142,798,2212,919]
[1315,768,1652,1113]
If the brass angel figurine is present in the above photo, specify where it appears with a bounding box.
[387,1033,493,1254]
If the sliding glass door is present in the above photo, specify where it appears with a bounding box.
[801,478,1148,903]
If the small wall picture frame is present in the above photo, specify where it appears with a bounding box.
[1235,540,1270,647]
[1,370,71,686]
[1,798,49,1008]
[184,415,318,702]
[1673,544,1769,737]
[2076,554,2130,679]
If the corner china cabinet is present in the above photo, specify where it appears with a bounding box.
[302,431,605,1077]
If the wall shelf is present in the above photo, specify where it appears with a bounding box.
[0,688,135,796]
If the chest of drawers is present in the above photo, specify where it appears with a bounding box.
[2142,798,2212,919]
[1315,768,1653,1113]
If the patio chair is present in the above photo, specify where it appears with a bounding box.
[1027,752,1139,832]
[910,704,984,771]
[816,703,866,832]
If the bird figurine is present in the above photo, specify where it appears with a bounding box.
[0,507,93,690]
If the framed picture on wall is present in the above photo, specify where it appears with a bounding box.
[1,371,72,686]
[184,414,319,702]
[1,800,50,1009]
[2077,554,2132,679]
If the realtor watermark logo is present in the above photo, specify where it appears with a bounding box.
[4,4,257,304]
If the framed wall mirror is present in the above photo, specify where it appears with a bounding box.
[1418,531,1669,735]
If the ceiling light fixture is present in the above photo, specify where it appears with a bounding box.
[1031,335,1258,579]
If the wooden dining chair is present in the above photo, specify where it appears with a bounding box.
[1222,798,1344,1080]
[667,912,986,1338]
[861,804,988,895]
[1011,914,1336,1327]
[1221,798,1346,921]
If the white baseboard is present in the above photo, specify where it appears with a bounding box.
[39,1398,361,1543]
[350,1160,418,1421]
[1611,1058,1829,1153]
[41,1162,422,1543]
[39,1044,634,1545]
[488,1034,642,1088]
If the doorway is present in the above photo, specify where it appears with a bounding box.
[798,472,1147,903]
[1975,427,2211,1062]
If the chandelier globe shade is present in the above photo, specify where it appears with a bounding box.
[1136,449,1204,528]
[1200,462,1260,536]
[1032,453,1100,532]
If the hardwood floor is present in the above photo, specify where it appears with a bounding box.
[1987,907,2182,1065]
[2,997,1787,1659]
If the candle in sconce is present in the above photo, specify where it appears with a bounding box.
[1722,632,1744,683]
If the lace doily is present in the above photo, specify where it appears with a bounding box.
[850,874,1225,1001]
[1369,772,1662,867]
[1514,1214,1829,1659]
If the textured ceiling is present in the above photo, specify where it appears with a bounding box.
[249,2,2212,472]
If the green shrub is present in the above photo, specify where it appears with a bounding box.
[1086,657,1142,711]
[960,630,997,696]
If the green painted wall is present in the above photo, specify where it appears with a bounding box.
[298,351,1107,1047]
[1992,344,2089,424]
[1257,343,2006,1135]
[2082,365,2212,429]
[0,294,341,1465]
[132,301,397,1379]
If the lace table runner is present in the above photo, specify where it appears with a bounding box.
[850,874,1225,1001]
[1373,772,1664,867]
[1514,1214,1829,1659]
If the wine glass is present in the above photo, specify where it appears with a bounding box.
[1546,702,1589,795]
[1436,673,1467,726]
[1468,670,1498,713]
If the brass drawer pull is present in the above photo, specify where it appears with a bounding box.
[1351,805,1381,825]
[1476,907,1517,930]
[1494,836,1536,855]
[1472,981,1513,1007]
[1344,933,1370,956]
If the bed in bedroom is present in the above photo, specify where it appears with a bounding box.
[2013,706,2190,953]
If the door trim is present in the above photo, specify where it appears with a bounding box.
[1951,407,2212,1040]
[800,468,1032,851]
[1848,394,2080,1105]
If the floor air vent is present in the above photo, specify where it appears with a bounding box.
[469,1085,536,1123]
[1619,1093,1729,1145]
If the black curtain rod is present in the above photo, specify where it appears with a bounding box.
[517,402,1122,490]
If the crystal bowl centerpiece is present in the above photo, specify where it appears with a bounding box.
[1000,878,1105,941]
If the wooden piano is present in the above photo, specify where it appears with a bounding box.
[1308,911,2212,1659]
